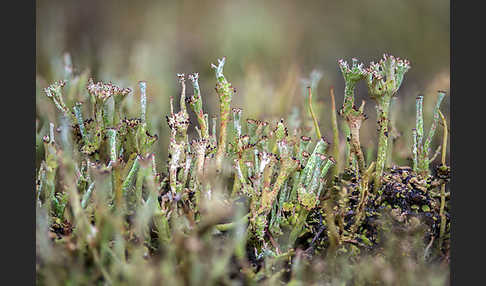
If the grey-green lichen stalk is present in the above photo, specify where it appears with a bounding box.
[166,74,191,194]
[365,54,410,192]
[413,91,446,177]
[338,58,368,174]
[211,57,235,172]
[188,73,210,140]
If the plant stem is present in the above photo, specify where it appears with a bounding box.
[438,109,448,250]
[374,95,391,192]
[350,162,375,233]
[348,105,366,174]
[330,87,340,178]
[212,57,234,172]
[188,73,209,140]
[308,87,321,139]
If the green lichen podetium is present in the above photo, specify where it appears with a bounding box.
[136,81,158,156]
[297,138,330,210]
[211,57,235,172]
[290,154,335,246]
[85,78,132,156]
[329,87,341,178]
[301,70,324,138]
[139,81,148,126]
[231,108,243,154]
[166,74,190,194]
[188,73,210,140]
[40,124,59,218]
[307,87,322,139]
[255,147,298,238]
[86,78,132,129]
[338,58,368,174]
[365,54,410,192]
[258,139,299,215]
[413,91,446,177]
[191,138,209,206]
[44,80,77,125]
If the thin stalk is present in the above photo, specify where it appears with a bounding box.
[211,58,234,172]
[348,101,367,174]
[350,162,375,233]
[168,139,184,194]
[342,122,351,168]
[366,54,410,192]
[438,109,448,250]
[81,182,95,209]
[215,213,250,232]
[36,163,46,207]
[73,103,88,144]
[139,81,147,126]
[258,155,299,214]
[288,208,309,246]
[134,160,148,210]
[115,154,139,209]
[106,129,117,163]
[308,87,321,139]
[416,96,424,167]
[424,92,446,158]
[439,110,448,166]
[412,128,418,172]
[323,198,340,254]
[330,87,340,177]
[188,73,209,140]
[374,95,392,192]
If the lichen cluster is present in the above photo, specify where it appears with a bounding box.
[36,55,450,285]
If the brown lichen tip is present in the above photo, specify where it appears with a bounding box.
[188,72,199,82]
[259,121,269,127]
[320,136,331,145]
[240,135,251,147]
[123,118,142,128]
[166,113,189,130]
[138,153,154,167]
[316,153,327,161]
[258,151,277,163]
[146,130,158,140]
[191,138,208,146]
[176,73,185,83]
[328,156,337,164]
[246,119,258,125]
[300,136,311,142]
[186,95,196,105]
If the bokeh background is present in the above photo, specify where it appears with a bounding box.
[36,0,450,168]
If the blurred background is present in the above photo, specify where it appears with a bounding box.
[36,0,450,168]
